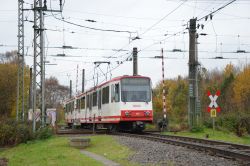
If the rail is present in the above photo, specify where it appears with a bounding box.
[112,132,250,162]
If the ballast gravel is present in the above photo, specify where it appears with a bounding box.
[114,136,244,166]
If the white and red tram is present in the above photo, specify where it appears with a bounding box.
[64,75,153,131]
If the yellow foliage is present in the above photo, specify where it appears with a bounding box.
[0,64,17,117]
[153,78,188,124]
[0,63,30,118]
[233,65,250,110]
[224,63,235,77]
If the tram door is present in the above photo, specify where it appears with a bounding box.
[97,89,102,117]
[86,94,92,121]
[86,94,89,122]
[89,93,93,120]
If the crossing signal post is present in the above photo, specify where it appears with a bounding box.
[207,90,221,134]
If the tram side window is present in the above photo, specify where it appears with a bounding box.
[115,84,120,102]
[89,93,93,110]
[102,86,109,104]
[98,90,101,109]
[86,95,89,108]
[93,92,97,106]
[76,99,80,111]
[111,84,119,102]
[66,104,69,113]
[80,96,85,109]
[111,84,115,103]
[70,102,74,113]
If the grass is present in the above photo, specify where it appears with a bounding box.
[0,136,102,166]
[164,128,250,145]
[0,135,137,166]
[85,135,138,166]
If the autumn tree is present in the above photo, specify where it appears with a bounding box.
[219,63,237,113]
[167,76,188,125]
[153,76,188,130]
[0,51,30,118]
[233,65,250,112]
[45,76,69,108]
[152,63,250,134]
[0,63,17,117]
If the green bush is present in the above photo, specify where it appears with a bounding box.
[0,119,34,146]
[35,127,53,140]
[0,123,15,146]
[15,123,34,143]
[217,111,250,137]
[0,118,54,146]
[203,119,213,128]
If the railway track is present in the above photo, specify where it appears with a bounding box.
[112,132,250,163]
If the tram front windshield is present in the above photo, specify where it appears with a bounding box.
[121,78,151,102]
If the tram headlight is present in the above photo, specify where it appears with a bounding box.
[145,111,150,116]
[125,111,130,117]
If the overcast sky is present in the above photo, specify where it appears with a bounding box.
[0,0,250,93]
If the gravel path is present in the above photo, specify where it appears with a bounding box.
[114,136,245,166]
[81,150,120,166]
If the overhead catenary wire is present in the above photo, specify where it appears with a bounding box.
[18,0,248,90]
[197,0,237,21]
[44,0,240,67]
[79,0,188,62]
[51,14,136,34]
[180,0,250,20]
[140,0,187,37]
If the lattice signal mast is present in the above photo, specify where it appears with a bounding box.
[16,0,25,121]
[32,0,62,131]
[32,0,45,130]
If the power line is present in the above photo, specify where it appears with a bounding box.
[139,28,188,53]
[51,14,136,34]
[63,9,164,21]
[67,16,185,31]
[181,0,250,20]
[55,0,187,64]
[44,0,189,67]
[140,0,187,36]
[197,0,237,21]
